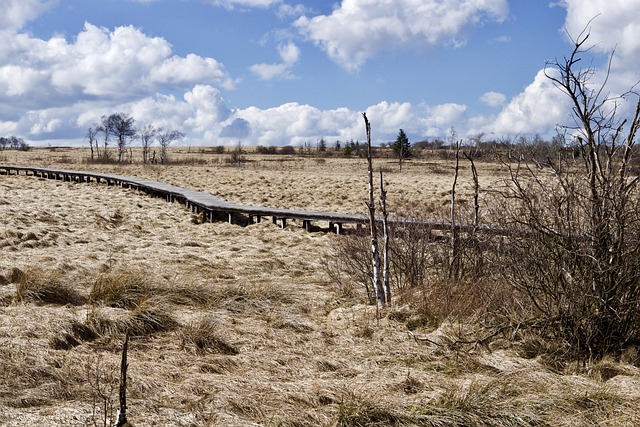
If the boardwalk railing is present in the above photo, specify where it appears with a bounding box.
[0,165,508,236]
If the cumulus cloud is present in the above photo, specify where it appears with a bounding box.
[490,69,569,135]
[0,0,56,32]
[481,0,640,139]
[250,41,300,80]
[295,0,509,71]
[220,118,251,138]
[560,0,640,91]
[0,22,233,108]
[480,91,506,107]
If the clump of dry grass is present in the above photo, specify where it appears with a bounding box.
[209,283,295,314]
[86,299,179,338]
[179,316,239,355]
[332,390,407,426]
[89,270,152,309]
[49,319,99,350]
[15,268,87,306]
[90,269,215,309]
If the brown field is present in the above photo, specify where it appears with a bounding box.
[1,147,640,426]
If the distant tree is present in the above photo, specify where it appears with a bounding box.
[86,126,99,161]
[156,129,185,164]
[334,140,341,151]
[392,129,411,171]
[138,124,156,164]
[97,115,113,160]
[318,138,327,152]
[0,136,28,151]
[107,113,136,162]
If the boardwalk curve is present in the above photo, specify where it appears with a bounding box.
[0,165,502,235]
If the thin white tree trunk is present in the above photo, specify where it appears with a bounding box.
[363,113,384,308]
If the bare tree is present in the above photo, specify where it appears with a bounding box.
[138,124,156,164]
[379,169,391,303]
[86,126,99,161]
[449,139,461,280]
[97,115,113,161]
[363,113,385,308]
[156,129,185,164]
[108,113,136,162]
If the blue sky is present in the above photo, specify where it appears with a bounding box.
[1,0,638,146]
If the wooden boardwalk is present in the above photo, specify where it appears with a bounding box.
[0,164,500,235]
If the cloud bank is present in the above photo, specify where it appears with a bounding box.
[2,0,640,148]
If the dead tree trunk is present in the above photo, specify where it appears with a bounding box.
[449,140,461,281]
[363,113,385,308]
[379,168,391,304]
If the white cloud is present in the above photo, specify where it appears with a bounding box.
[480,91,506,107]
[490,69,569,136]
[560,0,640,89]
[0,0,56,32]
[295,0,509,71]
[250,41,299,80]
[278,42,300,64]
[206,0,281,10]
[0,22,232,105]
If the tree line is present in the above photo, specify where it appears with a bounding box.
[0,136,29,151]
[86,113,184,164]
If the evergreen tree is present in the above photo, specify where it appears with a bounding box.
[392,129,411,171]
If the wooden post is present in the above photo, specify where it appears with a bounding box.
[115,333,129,427]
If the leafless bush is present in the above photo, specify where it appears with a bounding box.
[490,26,640,360]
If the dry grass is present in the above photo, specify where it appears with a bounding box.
[0,148,639,426]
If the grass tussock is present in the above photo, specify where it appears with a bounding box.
[89,270,153,309]
[86,299,179,338]
[48,319,98,350]
[209,283,295,313]
[332,390,407,426]
[180,317,239,355]
[15,268,87,306]
[90,269,215,309]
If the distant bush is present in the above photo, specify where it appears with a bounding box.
[279,146,296,155]
[256,145,278,155]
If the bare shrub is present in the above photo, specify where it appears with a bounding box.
[491,27,640,360]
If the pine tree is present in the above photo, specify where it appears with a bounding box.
[392,129,411,171]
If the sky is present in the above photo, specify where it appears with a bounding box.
[1,0,639,147]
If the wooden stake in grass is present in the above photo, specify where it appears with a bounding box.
[115,333,129,427]
[363,113,385,308]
